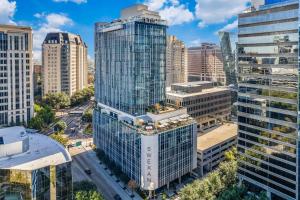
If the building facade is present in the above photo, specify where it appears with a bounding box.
[0,127,72,200]
[166,82,231,132]
[0,25,34,126]
[42,32,88,96]
[218,31,237,86]
[94,5,197,192]
[166,35,187,86]
[197,123,237,176]
[33,64,42,97]
[237,0,299,199]
[188,43,226,85]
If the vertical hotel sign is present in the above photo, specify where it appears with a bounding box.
[141,134,158,190]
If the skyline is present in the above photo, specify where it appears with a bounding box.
[0,0,248,60]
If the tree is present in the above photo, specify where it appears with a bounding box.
[50,131,68,146]
[27,104,55,130]
[75,191,104,200]
[224,147,237,162]
[54,120,67,131]
[73,181,97,192]
[73,181,104,200]
[128,179,137,199]
[82,109,93,123]
[71,87,94,107]
[42,92,70,110]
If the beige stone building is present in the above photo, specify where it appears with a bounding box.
[0,25,34,126]
[166,81,231,132]
[188,43,226,85]
[166,35,187,86]
[42,32,88,96]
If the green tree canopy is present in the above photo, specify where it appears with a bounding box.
[28,104,55,130]
[71,86,94,106]
[75,191,104,200]
[50,131,68,146]
[54,120,67,131]
[42,92,70,110]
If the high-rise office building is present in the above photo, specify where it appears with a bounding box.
[42,32,88,96]
[237,0,299,199]
[0,126,72,200]
[188,43,226,85]
[218,31,237,86]
[0,25,34,126]
[94,5,197,193]
[166,35,187,86]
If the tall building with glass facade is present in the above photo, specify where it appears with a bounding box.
[0,126,72,200]
[237,0,299,199]
[218,31,237,86]
[94,4,197,193]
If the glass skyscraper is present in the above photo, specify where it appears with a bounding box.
[94,5,197,193]
[237,0,299,199]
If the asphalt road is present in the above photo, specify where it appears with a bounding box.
[72,152,118,200]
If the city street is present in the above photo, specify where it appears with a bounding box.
[70,146,142,200]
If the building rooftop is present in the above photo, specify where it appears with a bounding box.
[167,86,230,98]
[197,123,237,151]
[0,126,71,170]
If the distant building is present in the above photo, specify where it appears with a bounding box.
[33,64,42,97]
[188,43,226,85]
[94,5,197,193]
[197,123,237,176]
[0,25,34,126]
[166,81,231,132]
[218,31,237,86]
[42,32,88,96]
[166,35,187,86]
[0,126,72,200]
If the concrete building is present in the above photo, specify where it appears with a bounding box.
[188,43,226,85]
[197,123,237,176]
[94,5,197,193]
[166,82,231,132]
[42,32,88,96]
[0,25,34,126]
[166,35,187,86]
[237,0,299,199]
[0,126,72,200]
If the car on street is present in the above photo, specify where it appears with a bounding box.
[84,168,92,175]
[113,194,122,200]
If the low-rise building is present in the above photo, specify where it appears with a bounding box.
[166,81,231,132]
[197,123,237,176]
[0,126,72,200]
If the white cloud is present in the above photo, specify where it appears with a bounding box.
[145,0,166,10]
[0,0,16,25]
[159,5,194,26]
[145,0,193,26]
[217,19,238,33]
[195,0,248,27]
[52,0,87,4]
[33,13,73,60]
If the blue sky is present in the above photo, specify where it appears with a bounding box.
[0,0,249,61]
